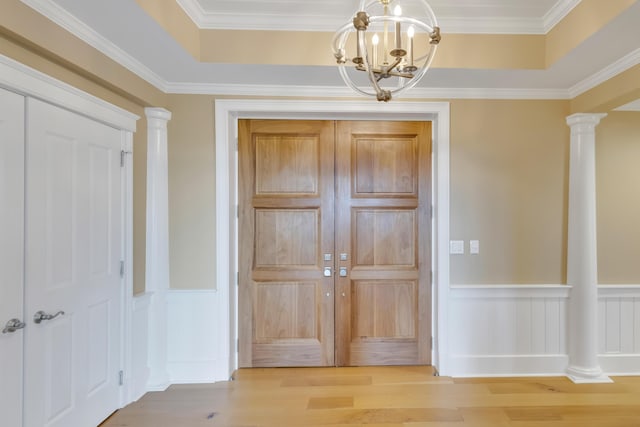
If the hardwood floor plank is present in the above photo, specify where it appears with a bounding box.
[101,368,640,427]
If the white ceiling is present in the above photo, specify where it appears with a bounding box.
[19,0,640,105]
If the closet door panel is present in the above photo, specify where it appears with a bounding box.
[24,98,122,427]
[0,87,25,427]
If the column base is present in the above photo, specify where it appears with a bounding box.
[567,365,613,383]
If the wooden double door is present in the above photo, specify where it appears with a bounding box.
[239,119,432,367]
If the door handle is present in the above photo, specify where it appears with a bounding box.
[33,310,65,324]
[2,318,26,334]
[339,267,348,277]
[323,267,332,277]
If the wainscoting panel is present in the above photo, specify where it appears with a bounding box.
[448,285,570,377]
[165,290,229,383]
[132,285,640,392]
[597,286,640,375]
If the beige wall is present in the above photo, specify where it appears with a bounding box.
[449,100,570,284]
[596,111,640,284]
[166,95,218,289]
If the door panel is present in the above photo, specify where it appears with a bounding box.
[0,87,25,427]
[239,120,335,367]
[336,121,431,366]
[239,119,431,368]
[24,98,122,427]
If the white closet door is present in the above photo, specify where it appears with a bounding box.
[0,87,25,427]
[24,98,123,427]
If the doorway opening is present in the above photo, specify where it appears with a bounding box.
[214,100,451,376]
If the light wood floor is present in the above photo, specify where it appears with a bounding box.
[101,367,640,427]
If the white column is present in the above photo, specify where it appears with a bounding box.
[145,107,172,390]
[565,113,611,383]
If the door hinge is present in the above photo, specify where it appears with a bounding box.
[120,150,132,167]
[120,260,125,278]
[119,370,124,386]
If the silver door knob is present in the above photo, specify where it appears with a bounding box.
[2,318,26,334]
[33,310,65,324]
[339,267,348,277]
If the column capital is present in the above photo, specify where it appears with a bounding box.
[566,113,607,129]
[145,107,172,124]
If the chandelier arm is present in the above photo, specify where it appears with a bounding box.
[338,65,374,97]
[357,30,387,100]
[387,44,438,96]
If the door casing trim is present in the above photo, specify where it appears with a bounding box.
[215,99,451,375]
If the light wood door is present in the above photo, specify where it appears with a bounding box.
[335,121,432,366]
[0,87,25,427]
[239,120,336,367]
[239,119,431,367]
[24,98,123,427]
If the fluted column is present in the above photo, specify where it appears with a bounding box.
[565,113,611,383]
[145,107,172,390]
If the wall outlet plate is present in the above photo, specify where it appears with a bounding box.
[450,240,464,254]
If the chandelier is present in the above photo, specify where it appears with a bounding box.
[332,0,441,102]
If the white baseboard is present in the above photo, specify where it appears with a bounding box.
[599,354,640,376]
[449,354,569,377]
[167,358,232,384]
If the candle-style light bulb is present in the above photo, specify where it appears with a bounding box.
[394,5,402,50]
[407,25,414,66]
[372,33,379,67]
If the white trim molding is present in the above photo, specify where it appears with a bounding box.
[0,54,138,131]
[214,99,451,377]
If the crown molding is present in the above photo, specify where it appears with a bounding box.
[166,82,570,100]
[175,0,578,34]
[569,48,640,98]
[20,0,168,92]
[615,99,640,111]
[543,0,582,33]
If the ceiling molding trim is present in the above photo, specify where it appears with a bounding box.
[175,0,208,28]
[543,0,582,33]
[614,99,640,111]
[166,82,570,100]
[20,0,168,92]
[569,48,640,99]
[175,0,549,34]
